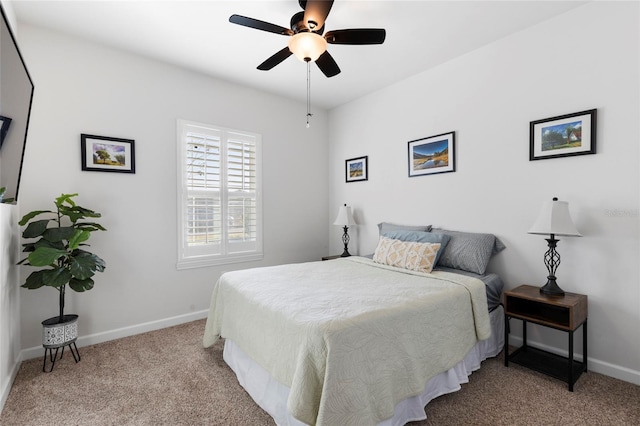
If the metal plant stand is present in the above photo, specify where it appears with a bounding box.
[42,342,81,373]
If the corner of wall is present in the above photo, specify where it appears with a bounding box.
[0,203,21,413]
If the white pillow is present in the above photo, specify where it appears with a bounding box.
[373,236,441,273]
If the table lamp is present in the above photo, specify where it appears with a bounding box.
[333,204,356,257]
[528,197,581,296]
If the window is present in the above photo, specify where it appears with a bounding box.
[177,119,262,269]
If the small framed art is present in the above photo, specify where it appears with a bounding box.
[0,115,12,148]
[408,131,455,177]
[81,134,136,173]
[345,156,368,182]
[530,109,596,161]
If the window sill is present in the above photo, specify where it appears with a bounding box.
[176,252,264,270]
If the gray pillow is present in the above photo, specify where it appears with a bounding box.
[382,230,451,266]
[432,229,506,275]
[377,222,432,235]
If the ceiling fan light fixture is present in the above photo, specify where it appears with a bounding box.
[288,32,327,62]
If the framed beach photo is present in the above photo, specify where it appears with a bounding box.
[408,131,455,177]
[530,109,596,161]
[81,134,136,173]
[345,156,368,182]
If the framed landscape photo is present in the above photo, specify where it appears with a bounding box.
[81,134,136,173]
[345,156,368,182]
[408,131,455,177]
[530,109,596,161]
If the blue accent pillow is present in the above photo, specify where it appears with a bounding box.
[382,230,451,266]
[377,222,432,235]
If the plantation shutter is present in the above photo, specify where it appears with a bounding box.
[184,128,222,257]
[226,133,258,253]
[177,120,262,269]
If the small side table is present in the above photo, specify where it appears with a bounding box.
[504,285,588,391]
[321,255,343,261]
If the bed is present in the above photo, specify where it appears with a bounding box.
[203,226,505,425]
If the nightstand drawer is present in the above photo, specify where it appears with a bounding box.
[506,297,569,325]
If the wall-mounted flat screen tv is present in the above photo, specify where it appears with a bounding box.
[0,3,34,203]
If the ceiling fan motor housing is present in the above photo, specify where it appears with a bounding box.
[290,11,321,34]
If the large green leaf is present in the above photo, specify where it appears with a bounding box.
[54,193,78,208]
[73,206,101,218]
[19,210,53,226]
[76,222,107,232]
[21,270,47,289]
[22,220,50,239]
[75,249,106,270]
[43,226,76,243]
[22,239,64,253]
[70,251,105,280]
[69,277,94,292]
[42,268,72,287]
[35,239,65,250]
[68,229,90,250]
[21,242,36,253]
[28,246,67,267]
[60,205,101,224]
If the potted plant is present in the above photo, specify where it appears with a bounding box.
[18,193,106,367]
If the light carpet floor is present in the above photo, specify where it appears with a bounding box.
[1,319,639,425]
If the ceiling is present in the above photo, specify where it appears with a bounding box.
[12,1,587,110]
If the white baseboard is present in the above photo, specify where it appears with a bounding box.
[19,309,209,362]
[508,336,640,386]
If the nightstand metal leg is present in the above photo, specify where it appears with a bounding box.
[522,319,527,349]
[504,316,509,366]
[583,320,588,372]
[569,330,574,391]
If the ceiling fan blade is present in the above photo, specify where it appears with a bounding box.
[257,47,293,71]
[229,14,293,36]
[303,0,334,32]
[315,51,340,78]
[325,29,386,45]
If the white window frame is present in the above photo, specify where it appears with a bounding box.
[176,119,263,269]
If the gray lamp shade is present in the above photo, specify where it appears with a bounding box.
[528,198,581,237]
[333,204,356,226]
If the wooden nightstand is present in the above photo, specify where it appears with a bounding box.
[321,255,343,261]
[504,285,588,391]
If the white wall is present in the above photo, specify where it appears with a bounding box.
[16,25,329,353]
[329,1,640,384]
[0,0,21,411]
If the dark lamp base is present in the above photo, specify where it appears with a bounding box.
[539,278,565,296]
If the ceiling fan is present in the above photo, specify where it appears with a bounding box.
[229,0,386,78]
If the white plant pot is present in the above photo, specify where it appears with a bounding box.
[42,314,78,348]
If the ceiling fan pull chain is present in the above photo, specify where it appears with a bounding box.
[306,59,312,128]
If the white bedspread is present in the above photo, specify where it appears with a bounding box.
[203,257,490,426]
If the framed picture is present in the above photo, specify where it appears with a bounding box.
[81,134,135,173]
[408,131,455,177]
[345,156,368,182]
[0,115,12,148]
[530,109,596,161]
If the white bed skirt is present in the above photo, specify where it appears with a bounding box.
[223,305,504,426]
